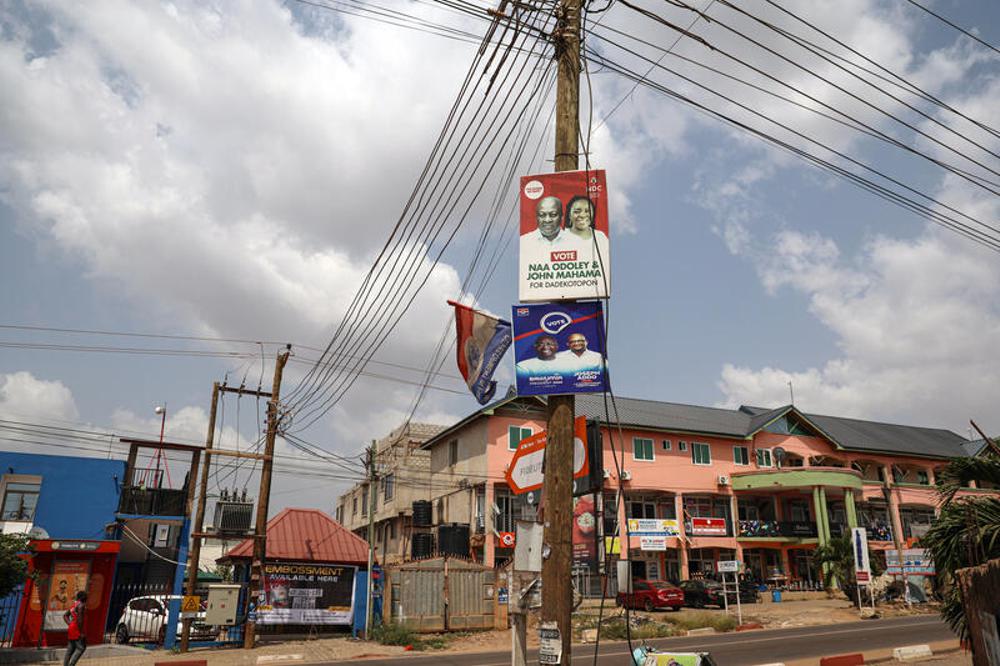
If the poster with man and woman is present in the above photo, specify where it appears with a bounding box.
[518,170,610,302]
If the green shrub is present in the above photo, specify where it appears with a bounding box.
[591,619,678,641]
[662,611,738,633]
[371,621,418,646]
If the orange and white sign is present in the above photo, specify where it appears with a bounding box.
[504,416,588,494]
[498,532,516,548]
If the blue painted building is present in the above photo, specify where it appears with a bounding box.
[0,451,125,540]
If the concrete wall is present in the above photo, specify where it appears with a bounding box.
[0,452,125,540]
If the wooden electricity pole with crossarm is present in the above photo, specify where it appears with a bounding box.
[540,0,582,661]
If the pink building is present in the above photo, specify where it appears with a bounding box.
[420,395,995,587]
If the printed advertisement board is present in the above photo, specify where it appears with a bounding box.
[627,519,680,536]
[886,549,935,576]
[518,170,610,302]
[852,527,871,584]
[572,495,598,573]
[44,561,90,631]
[512,301,606,396]
[258,562,356,625]
[689,517,728,536]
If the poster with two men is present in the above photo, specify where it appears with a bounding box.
[513,169,610,396]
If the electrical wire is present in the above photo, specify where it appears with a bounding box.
[902,0,1000,56]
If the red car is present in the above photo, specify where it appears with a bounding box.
[616,579,684,611]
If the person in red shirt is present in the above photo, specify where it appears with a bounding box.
[62,590,87,666]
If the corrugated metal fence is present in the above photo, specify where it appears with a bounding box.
[956,557,1000,666]
[386,556,496,633]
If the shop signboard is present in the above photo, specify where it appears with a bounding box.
[627,519,680,536]
[518,170,610,302]
[689,517,728,536]
[886,549,935,576]
[639,535,667,551]
[257,562,357,625]
[512,301,607,396]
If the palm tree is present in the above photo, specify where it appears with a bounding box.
[814,534,883,601]
[921,450,1000,645]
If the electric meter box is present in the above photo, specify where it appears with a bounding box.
[206,584,242,626]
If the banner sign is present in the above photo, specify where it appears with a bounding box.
[689,517,728,536]
[258,562,356,625]
[512,301,607,396]
[448,300,511,405]
[505,416,589,494]
[519,170,610,302]
[573,495,598,573]
[640,535,667,551]
[627,519,680,536]
[851,527,871,584]
[886,549,935,576]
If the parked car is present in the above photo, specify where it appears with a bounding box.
[616,579,684,612]
[113,595,215,644]
[679,579,726,608]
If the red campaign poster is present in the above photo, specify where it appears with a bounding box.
[518,170,610,302]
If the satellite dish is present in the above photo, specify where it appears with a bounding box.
[27,526,49,540]
[772,447,787,467]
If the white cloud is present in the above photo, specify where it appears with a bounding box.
[0,371,79,422]
[717,225,1000,433]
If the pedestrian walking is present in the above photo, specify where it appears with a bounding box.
[62,590,87,666]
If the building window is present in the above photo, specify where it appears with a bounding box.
[389,519,397,540]
[352,497,358,517]
[678,441,688,452]
[662,440,671,451]
[383,474,395,501]
[361,488,368,516]
[633,437,654,461]
[629,499,656,519]
[336,505,343,523]
[1,479,41,522]
[756,449,773,468]
[916,471,929,485]
[508,426,532,451]
[603,495,618,536]
[788,499,810,522]
[733,446,749,466]
[692,442,711,466]
[449,440,459,466]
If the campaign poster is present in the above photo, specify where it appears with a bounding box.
[257,562,356,625]
[572,495,598,573]
[44,561,89,631]
[512,301,607,396]
[518,170,610,302]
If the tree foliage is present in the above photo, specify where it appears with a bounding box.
[814,534,885,602]
[0,533,31,598]
[921,450,1000,644]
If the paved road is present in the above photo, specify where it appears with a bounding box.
[342,615,955,666]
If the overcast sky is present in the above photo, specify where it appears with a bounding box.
[1,0,997,515]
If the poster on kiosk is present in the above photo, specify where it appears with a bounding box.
[518,170,610,302]
[512,301,607,396]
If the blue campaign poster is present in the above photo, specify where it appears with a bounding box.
[511,301,607,396]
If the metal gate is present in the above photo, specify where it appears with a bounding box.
[387,556,496,632]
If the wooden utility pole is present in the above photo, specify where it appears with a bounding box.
[244,345,291,649]
[180,382,219,652]
[540,0,582,661]
[365,442,377,638]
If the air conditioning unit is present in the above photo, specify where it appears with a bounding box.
[620,470,632,481]
[717,475,730,486]
[602,468,611,480]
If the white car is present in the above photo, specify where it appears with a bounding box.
[113,595,215,644]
